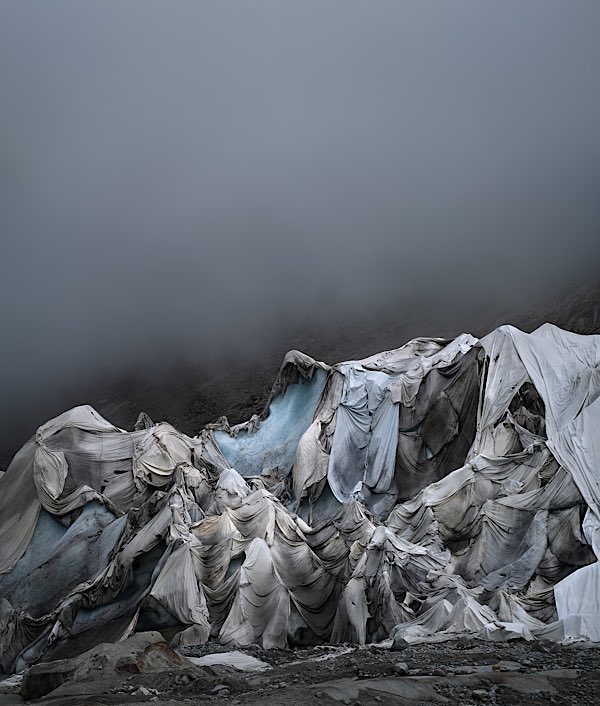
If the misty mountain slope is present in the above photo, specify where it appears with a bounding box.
[78,279,600,435]
[1,280,598,475]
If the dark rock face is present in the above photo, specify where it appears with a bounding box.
[21,660,78,700]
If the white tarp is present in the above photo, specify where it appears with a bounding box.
[1,324,600,672]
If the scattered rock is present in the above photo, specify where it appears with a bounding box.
[493,660,523,672]
[457,635,474,649]
[171,623,211,648]
[391,636,409,651]
[535,639,562,654]
[472,688,488,700]
[133,686,152,696]
[212,683,229,691]
[393,661,409,676]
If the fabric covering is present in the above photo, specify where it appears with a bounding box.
[1,324,600,672]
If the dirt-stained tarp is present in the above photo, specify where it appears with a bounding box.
[1,324,600,673]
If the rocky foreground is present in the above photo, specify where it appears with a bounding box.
[1,632,599,706]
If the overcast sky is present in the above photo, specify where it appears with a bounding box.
[1,1,599,446]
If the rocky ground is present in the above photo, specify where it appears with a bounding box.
[2,635,600,706]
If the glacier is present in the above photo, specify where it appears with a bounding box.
[1,323,600,671]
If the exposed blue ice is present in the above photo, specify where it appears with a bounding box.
[215,369,327,477]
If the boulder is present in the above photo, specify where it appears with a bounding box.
[20,632,179,699]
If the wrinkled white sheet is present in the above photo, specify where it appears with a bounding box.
[1,324,600,672]
[477,325,600,639]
